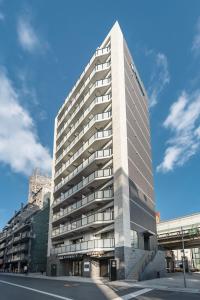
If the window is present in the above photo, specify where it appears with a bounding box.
[130,230,138,249]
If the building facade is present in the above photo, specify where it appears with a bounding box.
[157,213,200,272]
[0,171,51,273]
[48,22,159,279]
[28,168,52,208]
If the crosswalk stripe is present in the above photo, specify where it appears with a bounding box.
[113,287,153,299]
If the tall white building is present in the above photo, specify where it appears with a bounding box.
[48,22,162,279]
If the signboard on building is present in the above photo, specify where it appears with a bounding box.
[156,212,160,224]
[84,262,90,272]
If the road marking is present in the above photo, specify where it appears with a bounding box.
[0,280,73,300]
[64,283,79,287]
[113,287,153,299]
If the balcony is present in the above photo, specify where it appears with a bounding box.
[52,211,114,239]
[53,168,113,208]
[95,46,110,57]
[57,77,111,140]
[54,149,112,192]
[51,238,114,255]
[57,63,111,132]
[0,242,6,250]
[56,94,111,148]
[55,129,112,173]
[0,232,7,242]
[56,110,112,157]
[7,244,28,255]
[53,189,113,224]
[57,94,111,151]
[13,232,31,244]
[7,254,28,263]
[57,46,110,124]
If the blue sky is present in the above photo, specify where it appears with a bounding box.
[0,0,200,229]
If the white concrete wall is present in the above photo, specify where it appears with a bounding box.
[111,22,131,249]
[158,213,200,233]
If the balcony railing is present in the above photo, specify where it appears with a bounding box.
[57,65,111,136]
[7,244,28,255]
[0,242,6,249]
[55,149,112,192]
[51,238,114,255]
[57,46,110,124]
[57,94,111,147]
[53,168,113,207]
[55,129,112,172]
[56,110,112,156]
[95,46,110,57]
[0,232,7,241]
[53,189,113,222]
[52,211,114,238]
[56,77,111,139]
[13,232,31,243]
[7,254,28,262]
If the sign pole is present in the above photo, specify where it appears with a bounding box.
[181,226,187,288]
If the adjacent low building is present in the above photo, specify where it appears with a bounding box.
[0,170,51,273]
[157,212,200,272]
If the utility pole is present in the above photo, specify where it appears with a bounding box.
[181,226,187,288]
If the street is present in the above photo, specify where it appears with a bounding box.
[0,274,200,300]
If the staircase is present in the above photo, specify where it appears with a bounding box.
[126,249,157,280]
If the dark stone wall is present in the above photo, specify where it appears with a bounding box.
[29,201,50,272]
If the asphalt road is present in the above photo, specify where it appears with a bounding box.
[0,274,200,300]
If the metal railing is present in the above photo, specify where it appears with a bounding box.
[54,149,112,192]
[53,189,113,222]
[55,129,112,173]
[57,46,110,124]
[57,65,111,135]
[56,110,112,158]
[6,244,28,255]
[158,226,200,240]
[0,242,6,249]
[51,238,114,255]
[53,168,113,207]
[52,212,114,237]
[13,232,31,242]
[56,94,111,150]
[57,76,111,139]
[7,254,28,262]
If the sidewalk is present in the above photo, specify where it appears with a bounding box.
[111,272,200,294]
[0,272,106,284]
[1,271,200,294]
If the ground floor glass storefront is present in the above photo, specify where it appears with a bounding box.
[50,252,114,278]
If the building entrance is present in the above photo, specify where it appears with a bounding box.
[72,260,82,276]
[100,259,109,277]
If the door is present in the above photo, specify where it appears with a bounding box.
[51,264,57,276]
[100,259,109,277]
[73,261,82,276]
[144,236,150,250]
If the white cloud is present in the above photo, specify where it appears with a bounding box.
[0,67,52,176]
[147,52,170,107]
[157,90,200,173]
[192,17,200,56]
[157,147,181,173]
[17,17,40,52]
